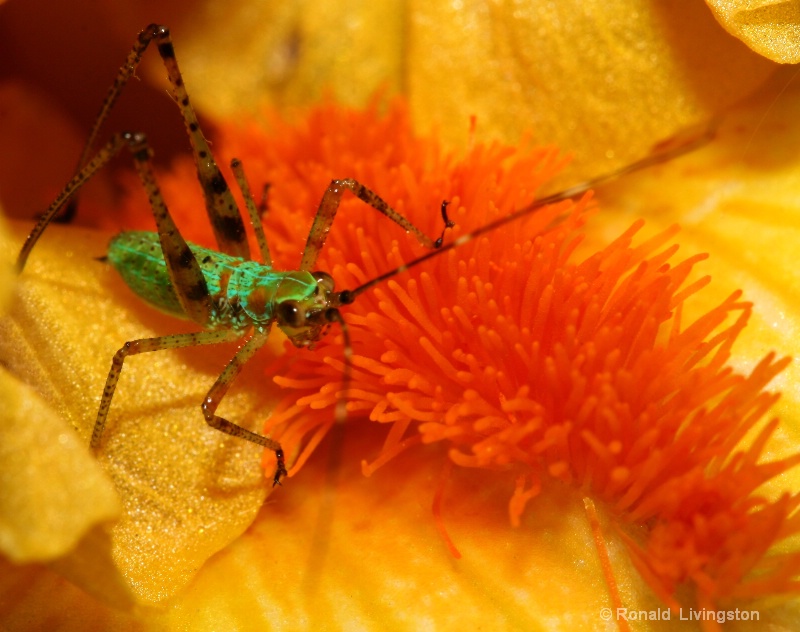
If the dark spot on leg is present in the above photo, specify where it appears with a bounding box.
[176,247,194,269]
[158,42,175,59]
[212,214,246,244]
[185,281,209,302]
[208,174,229,195]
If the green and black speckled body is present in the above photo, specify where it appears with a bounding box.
[108,231,320,331]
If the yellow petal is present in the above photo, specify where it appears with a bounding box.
[0,366,119,563]
[2,3,800,628]
[168,0,778,187]
[3,426,797,629]
[0,222,280,605]
[175,1,406,113]
[707,0,800,63]
[133,433,680,629]
[405,0,777,183]
[0,2,781,213]
[596,66,800,497]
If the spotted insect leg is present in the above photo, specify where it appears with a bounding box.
[126,133,214,326]
[231,158,272,266]
[147,25,250,259]
[201,327,287,486]
[91,329,242,449]
[68,24,251,259]
[300,178,453,271]
[16,134,127,272]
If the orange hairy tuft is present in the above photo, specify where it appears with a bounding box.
[136,98,800,612]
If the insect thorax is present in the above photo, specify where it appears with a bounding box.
[107,231,323,333]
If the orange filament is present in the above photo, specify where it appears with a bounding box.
[138,97,800,612]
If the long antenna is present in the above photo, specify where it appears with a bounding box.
[342,125,716,303]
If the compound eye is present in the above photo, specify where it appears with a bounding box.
[277,300,304,327]
[312,271,335,294]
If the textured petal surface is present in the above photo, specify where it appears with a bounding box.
[0,224,280,604]
[171,0,778,186]
[0,367,120,564]
[707,0,800,63]
[595,67,800,449]
[2,2,800,630]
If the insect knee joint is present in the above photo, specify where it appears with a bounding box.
[113,342,133,364]
[201,396,217,422]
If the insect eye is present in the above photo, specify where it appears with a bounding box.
[277,300,304,327]
[312,271,335,293]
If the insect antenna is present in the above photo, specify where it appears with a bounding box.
[340,125,715,304]
[317,126,717,473]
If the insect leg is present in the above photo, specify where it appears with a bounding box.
[126,132,213,326]
[230,158,272,266]
[201,327,288,486]
[16,134,128,273]
[72,24,250,259]
[300,179,454,271]
[56,28,160,224]
[92,329,241,449]
[146,25,250,260]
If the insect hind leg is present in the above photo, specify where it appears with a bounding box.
[71,24,250,259]
[148,25,251,260]
[125,132,214,326]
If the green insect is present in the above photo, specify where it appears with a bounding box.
[15,24,707,488]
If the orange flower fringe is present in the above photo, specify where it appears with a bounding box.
[125,99,800,612]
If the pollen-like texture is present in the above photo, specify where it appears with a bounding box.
[145,99,799,612]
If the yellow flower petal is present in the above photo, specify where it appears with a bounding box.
[707,0,800,63]
[0,223,281,605]
[405,0,777,182]
[2,4,800,630]
[596,67,800,436]
[2,427,797,629]
[137,433,679,629]
[171,0,778,187]
[596,66,800,512]
[0,366,119,563]
[176,1,406,113]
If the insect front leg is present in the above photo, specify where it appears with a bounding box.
[201,327,288,486]
[230,158,272,266]
[300,179,454,271]
[92,329,242,449]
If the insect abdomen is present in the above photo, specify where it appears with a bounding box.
[107,231,238,319]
